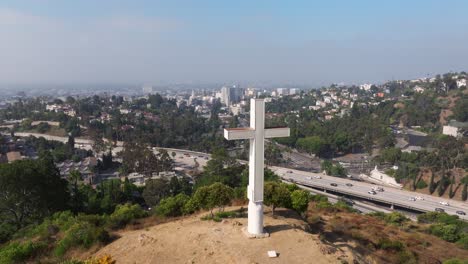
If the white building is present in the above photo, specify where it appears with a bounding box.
[413,86,425,93]
[361,166,402,188]
[142,85,153,94]
[276,88,289,96]
[443,120,468,138]
[457,79,467,88]
[359,83,373,91]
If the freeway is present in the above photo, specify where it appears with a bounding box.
[153,147,468,220]
[272,167,468,220]
[7,132,468,220]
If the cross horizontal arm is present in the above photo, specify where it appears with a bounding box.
[265,127,290,138]
[224,128,255,140]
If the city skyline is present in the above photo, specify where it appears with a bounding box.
[1,0,468,86]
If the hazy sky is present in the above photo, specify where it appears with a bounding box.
[1,0,468,86]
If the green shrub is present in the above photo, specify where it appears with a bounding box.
[156,194,189,217]
[377,238,404,251]
[456,235,468,249]
[0,223,16,244]
[310,194,328,202]
[182,198,199,215]
[429,224,460,242]
[443,259,468,264]
[108,203,147,229]
[0,241,47,264]
[54,222,110,257]
[369,212,408,225]
[416,179,428,189]
[315,200,334,210]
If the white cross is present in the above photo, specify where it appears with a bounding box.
[224,98,290,236]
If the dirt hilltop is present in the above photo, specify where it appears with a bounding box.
[94,208,353,264]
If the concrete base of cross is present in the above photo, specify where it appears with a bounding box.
[241,227,270,239]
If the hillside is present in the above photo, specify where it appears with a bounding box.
[92,207,351,264]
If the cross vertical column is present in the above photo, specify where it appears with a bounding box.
[248,99,265,235]
[223,98,289,237]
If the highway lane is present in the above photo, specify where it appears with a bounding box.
[272,167,468,220]
[155,148,468,220]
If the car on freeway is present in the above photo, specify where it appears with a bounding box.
[439,201,450,206]
[313,175,322,179]
[330,183,338,187]
[408,197,416,201]
[286,170,293,173]
[456,211,466,215]
[415,196,424,200]
[372,187,384,192]
[306,176,312,180]
[345,183,353,187]
[368,190,377,195]
[435,208,445,213]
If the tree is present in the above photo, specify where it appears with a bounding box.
[296,136,326,156]
[67,135,75,150]
[0,157,69,229]
[192,186,213,216]
[265,142,283,165]
[68,170,83,213]
[452,95,468,122]
[290,190,310,216]
[142,179,170,207]
[208,182,234,212]
[264,182,291,216]
[192,183,233,216]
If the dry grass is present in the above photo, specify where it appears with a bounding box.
[307,203,468,264]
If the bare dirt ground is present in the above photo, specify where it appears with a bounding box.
[94,208,351,264]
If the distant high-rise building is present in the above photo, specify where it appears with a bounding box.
[142,85,153,94]
[221,85,244,106]
[221,86,230,106]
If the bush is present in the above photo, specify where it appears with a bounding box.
[443,259,468,264]
[156,194,190,217]
[108,203,147,229]
[0,241,47,264]
[0,222,16,244]
[182,198,199,215]
[416,179,428,189]
[315,200,334,210]
[370,212,408,225]
[54,222,110,257]
[429,224,460,242]
[310,194,328,203]
[290,190,310,214]
[456,235,468,249]
[377,238,404,251]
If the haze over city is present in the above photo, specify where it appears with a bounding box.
[1,0,468,86]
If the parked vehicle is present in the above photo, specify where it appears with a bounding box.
[330,183,338,187]
[435,208,445,213]
[345,183,353,187]
[368,190,377,195]
[456,211,466,215]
